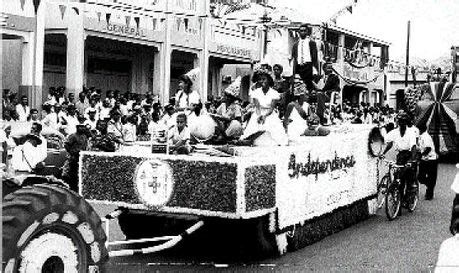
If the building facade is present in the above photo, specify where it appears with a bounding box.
[2,0,261,108]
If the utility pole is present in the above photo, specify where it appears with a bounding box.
[404,20,410,87]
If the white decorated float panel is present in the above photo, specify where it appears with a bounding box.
[79,125,378,228]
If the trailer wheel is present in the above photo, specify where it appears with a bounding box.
[2,184,108,273]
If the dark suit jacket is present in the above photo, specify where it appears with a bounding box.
[291,38,319,72]
[322,73,340,95]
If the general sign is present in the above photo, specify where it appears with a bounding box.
[106,23,146,38]
[134,159,174,207]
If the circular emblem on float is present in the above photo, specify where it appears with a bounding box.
[134,160,174,208]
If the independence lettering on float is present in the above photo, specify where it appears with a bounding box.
[288,152,356,180]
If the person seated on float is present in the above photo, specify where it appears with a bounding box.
[168,113,192,155]
[211,79,244,142]
[302,112,330,136]
[239,69,288,146]
[175,74,201,114]
[380,112,418,194]
[283,76,311,137]
[311,62,340,125]
[107,109,124,145]
[272,64,290,118]
[11,122,47,173]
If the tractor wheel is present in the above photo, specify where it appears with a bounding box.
[2,183,108,273]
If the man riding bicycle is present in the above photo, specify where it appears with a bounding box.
[380,112,418,200]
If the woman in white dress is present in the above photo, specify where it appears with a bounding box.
[240,70,288,146]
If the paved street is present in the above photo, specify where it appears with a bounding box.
[93,163,457,272]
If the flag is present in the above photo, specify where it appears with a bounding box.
[20,0,26,11]
[106,13,111,24]
[134,17,140,29]
[59,5,66,20]
[97,11,102,22]
[346,5,353,14]
[125,16,131,27]
[32,0,41,14]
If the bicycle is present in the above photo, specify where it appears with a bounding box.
[376,159,420,220]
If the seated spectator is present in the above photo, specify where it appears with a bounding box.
[28,108,40,122]
[122,115,137,143]
[16,96,30,122]
[42,104,59,130]
[161,104,176,129]
[107,109,123,144]
[99,99,112,121]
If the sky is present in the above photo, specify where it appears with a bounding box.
[273,0,459,62]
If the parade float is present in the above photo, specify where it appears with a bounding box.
[78,124,380,256]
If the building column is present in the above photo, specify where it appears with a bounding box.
[337,34,345,64]
[155,16,172,106]
[20,4,45,110]
[66,11,85,96]
[20,33,35,101]
[199,18,210,102]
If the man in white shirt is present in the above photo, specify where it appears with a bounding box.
[417,124,438,200]
[290,24,319,91]
[12,122,47,172]
[16,96,30,122]
[381,112,418,198]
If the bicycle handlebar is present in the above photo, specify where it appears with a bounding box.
[381,159,409,169]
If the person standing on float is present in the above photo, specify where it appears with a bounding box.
[174,74,202,127]
[240,70,288,146]
[290,24,319,92]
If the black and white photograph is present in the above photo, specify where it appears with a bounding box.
[1,0,458,271]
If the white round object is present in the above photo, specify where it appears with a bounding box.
[190,115,216,141]
[18,232,79,273]
[252,132,278,147]
[134,159,175,208]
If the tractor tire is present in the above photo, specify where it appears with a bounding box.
[2,183,108,273]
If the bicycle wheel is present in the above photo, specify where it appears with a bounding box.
[406,180,420,212]
[385,179,401,220]
[376,175,389,210]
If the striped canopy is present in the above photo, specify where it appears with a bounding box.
[405,82,459,155]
